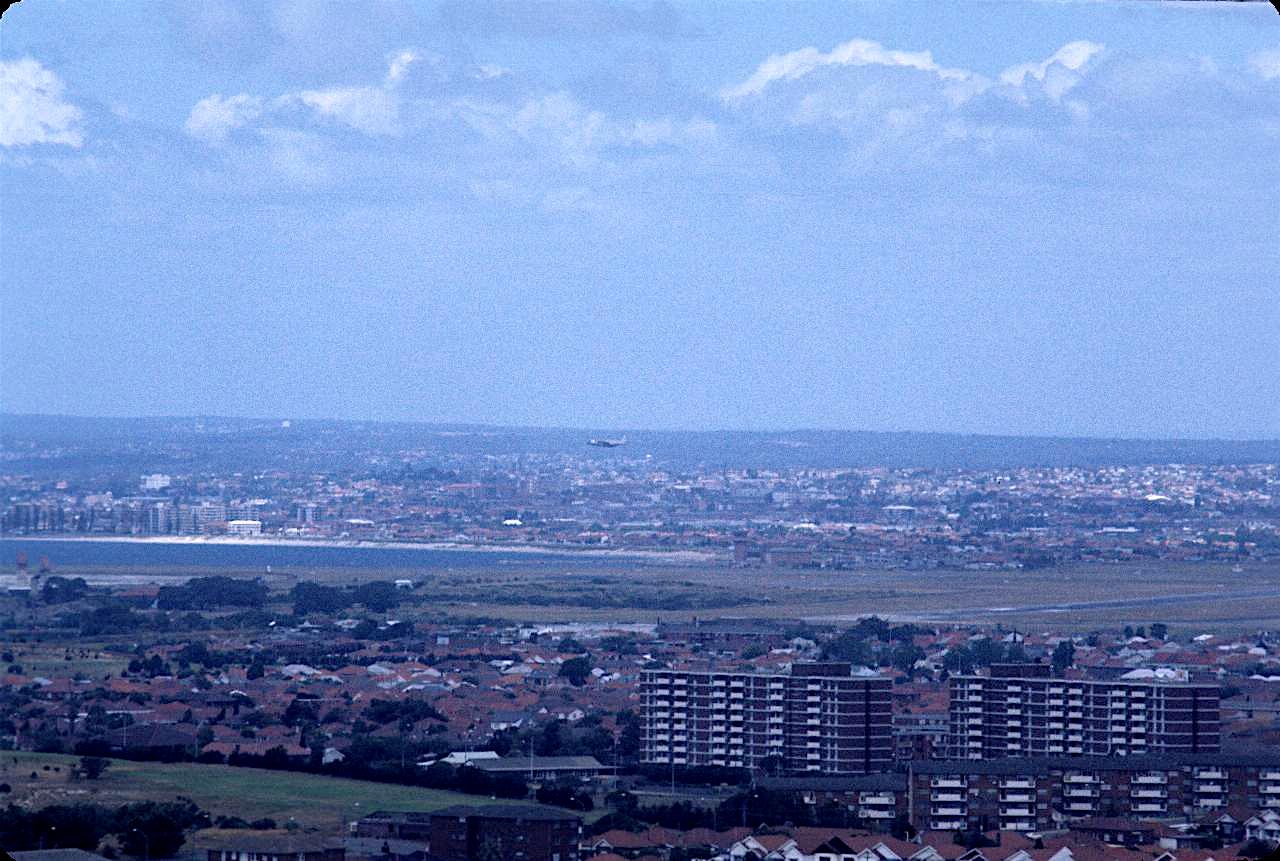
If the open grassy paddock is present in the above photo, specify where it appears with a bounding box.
[0,752,565,833]
[11,555,1280,634]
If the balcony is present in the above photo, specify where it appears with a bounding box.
[1132,802,1166,814]
[1133,774,1168,784]
[931,807,966,817]
[860,793,896,806]
[1001,793,1035,803]
[931,778,965,789]
[1064,774,1098,784]
[931,819,966,831]
[1131,789,1167,799]
[1000,778,1035,789]
[932,792,965,802]
[1000,806,1036,817]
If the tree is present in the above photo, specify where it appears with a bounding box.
[1237,839,1279,859]
[352,581,400,613]
[1150,623,1168,640]
[824,630,874,666]
[890,643,925,676]
[291,582,349,616]
[559,657,593,687]
[79,756,111,780]
[1051,641,1076,675]
[968,638,1004,668]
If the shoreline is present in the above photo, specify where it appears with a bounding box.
[0,533,720,564]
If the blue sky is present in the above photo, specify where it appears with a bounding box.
[2,0,1278,438]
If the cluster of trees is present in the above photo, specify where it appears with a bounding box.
[0,799,209,858]
[490,712,638,763]
[822,617,930,676]
[218,744,531,799]
[74,606,170,637]
[157,577,268,611]
[291,581,406,616]
[939,638,1029,675]
[41,576,91,604]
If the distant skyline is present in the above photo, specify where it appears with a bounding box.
[2,1,1278,438]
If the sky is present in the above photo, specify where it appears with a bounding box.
[1,0,1278,438]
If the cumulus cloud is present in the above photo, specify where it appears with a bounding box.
[717,34,1280,186]
[297,86,399,135]
[722,38,982,102]
[184,93,264,142]
[0,58,84,148]
[998,41,1100,102]
[185,48,418,142]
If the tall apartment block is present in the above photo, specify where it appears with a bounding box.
[948,664,1220,759]
[641,662,892,775]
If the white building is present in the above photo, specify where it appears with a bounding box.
[226,519,262,537]
[141,473,171,491]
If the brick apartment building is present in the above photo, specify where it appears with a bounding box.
[641,662,892,775]
[427,805,581,861]
[948,663,1220,759]
[908,752,1280,833]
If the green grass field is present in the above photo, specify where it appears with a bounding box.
[0,753,565,832]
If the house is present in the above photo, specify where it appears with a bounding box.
[197,830,345,861]
[470,755,603,782]
[1245,809,1280,844]
[489,710,531,731]
[12,851,113,861]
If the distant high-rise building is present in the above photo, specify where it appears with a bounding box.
[642,662,893,775]
[140,473,171,491]
[948,664,1220,759]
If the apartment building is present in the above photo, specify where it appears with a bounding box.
[427,805,581,861]
[908,752,1280,833]
[641,662,892,775]
[758,774,910,830]
[948,664,1219,759]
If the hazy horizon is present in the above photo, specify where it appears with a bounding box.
[3,0,1278,438]
[4,410,1280,445]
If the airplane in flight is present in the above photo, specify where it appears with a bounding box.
[588,436,627,448]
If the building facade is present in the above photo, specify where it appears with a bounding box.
[909,752,1280,833]
[427,805,581,861]
[948,664,1220,759]
[641,662,893,775]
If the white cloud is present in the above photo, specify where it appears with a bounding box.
[187,48,419,141]
[0,58,84,148]
[297,86,398,135]
[722,38,982,102]
[184,93,263,143]
[386,50,418,85]
[458,92,715,168]
[1251,48,1280,81]
[999,41,1103,102]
